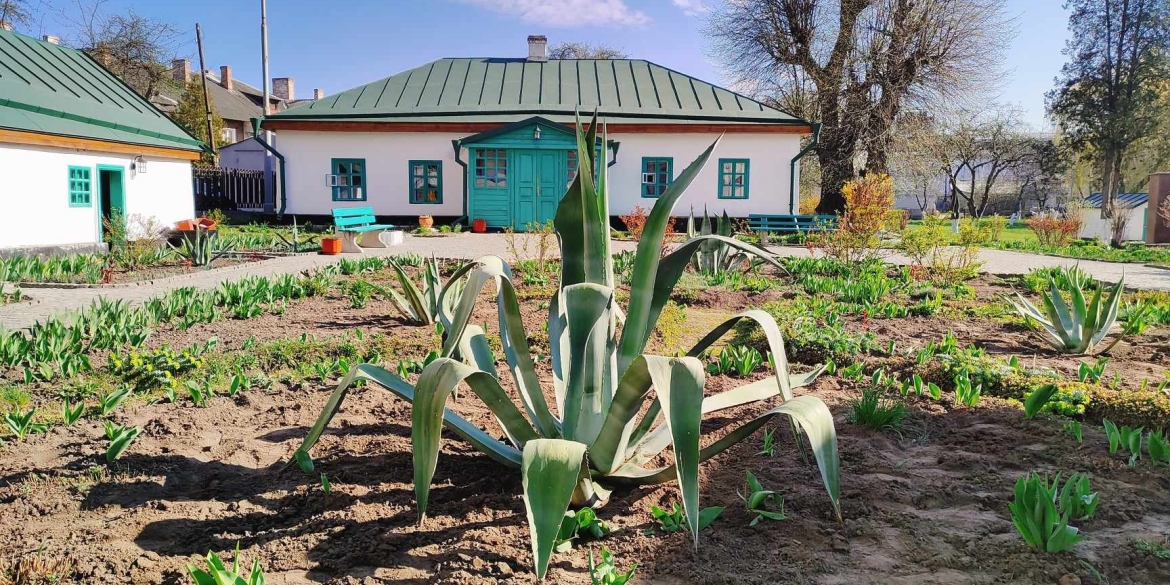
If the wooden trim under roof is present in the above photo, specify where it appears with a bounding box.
[0,128,203,161]
[261,120,814,135]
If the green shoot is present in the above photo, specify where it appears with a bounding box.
[555,508,612,552]
[588,546,636,585]
[1064,420,1083,443]
[1008,472,1083,553]
[649,502,723,535]
[739,471,786,526]
[105,423,141,462]
[3,408,46,441]
[320,473,332,494]
[98,387,131,417]
[1024,384,1058,419]
[759,428,775,457]
[187,543,264,585]
[1148,430,1170,465]
[62,398,85,426]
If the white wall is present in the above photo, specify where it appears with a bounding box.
[277,129,803,218]
[605,132,802,216]
[1079,206,1148,242]
[0,142,195,249]
[280,130,465,216]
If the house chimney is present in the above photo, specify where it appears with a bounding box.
[0,20,13,32]
[273,77,294,101]
[42,34,59,45]
[172,59,191,83]
[219,65,233,91]
[313,88,324,100]
[527,35,547,62]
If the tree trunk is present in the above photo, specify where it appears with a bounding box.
[1100,147,1123,245]
[816,147,853,215]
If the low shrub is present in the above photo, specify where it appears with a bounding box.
[1025,214,1084,247]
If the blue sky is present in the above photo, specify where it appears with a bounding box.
[24,0,1068,126]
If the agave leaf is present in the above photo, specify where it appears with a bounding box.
[293,364,523,477]
[556,110,608,288]
[387,257,430,323]
[644,356,707,550]
[685,310,795,401]
[522,439,589,580]
[617,137,721,374]
[412,357,542,521]
[549,291,569,416]
[630,235,781,367]
[440,257,559,437]
[1089,279,1124,348]
[589,356,656,474]
[561,283,616,444]
[606,395,842,522]
[455,324,497,376]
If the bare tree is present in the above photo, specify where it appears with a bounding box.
[931,105,1033,218]
[1047,0,1170,245]
[547,42,627,60]
[0,0,33,30]
[888,111,942,214]
[58,0,184,100]
[706,0,1013,214]
[1012,138,1067,212]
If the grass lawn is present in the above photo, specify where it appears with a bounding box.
[903,219,1038,246]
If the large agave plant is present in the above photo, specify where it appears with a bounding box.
[1008,268,1125,354]
[293,113,842,579]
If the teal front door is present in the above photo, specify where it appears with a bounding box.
[512,149,563,228]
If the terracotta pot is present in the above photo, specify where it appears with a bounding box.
[321,236,342,255]
[418,215,434,229]
[472,218,487,233]
[175,219,195,231]
[194,218,218,231]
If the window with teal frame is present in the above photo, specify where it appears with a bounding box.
[409,160,442,204]
[718,158,749,199]
[68,166,92,207]
[474,149,508,188]
[641,157,673,197]
[331,158,366,201]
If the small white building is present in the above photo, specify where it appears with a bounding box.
[262,36,813,228]
[0,28,203,254]
[1078,192,1148,243]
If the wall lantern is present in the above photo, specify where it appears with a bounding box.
[533,126,541,140]
[131,156,147,176]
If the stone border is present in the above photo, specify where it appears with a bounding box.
[14,254,314,290]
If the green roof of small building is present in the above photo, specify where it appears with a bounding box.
[268,58,804,124]
[0,28,203,152]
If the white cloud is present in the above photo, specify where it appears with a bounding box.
[452,0,651,27]
[671,0,709,17]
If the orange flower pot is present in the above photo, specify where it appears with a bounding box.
[321,237,342,255]
[418,215,434,229]
[472,218,487,233]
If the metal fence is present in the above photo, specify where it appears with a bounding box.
[193,167,268,211]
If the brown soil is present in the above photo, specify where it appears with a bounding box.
[2,271,1169,585]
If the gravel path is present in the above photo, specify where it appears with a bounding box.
[1,234,1165,331]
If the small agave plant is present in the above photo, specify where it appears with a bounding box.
[383,255,464,326]
[293,113,842,579]
[1007,267,1125,355]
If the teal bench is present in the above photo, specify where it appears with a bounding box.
[331,206,400,253]
[748,214,837,234]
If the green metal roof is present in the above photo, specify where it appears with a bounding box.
[269,58,804,124]
[0,28,202,151]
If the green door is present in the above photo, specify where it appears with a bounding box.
[512,149,563,229]
[97,165,125,239]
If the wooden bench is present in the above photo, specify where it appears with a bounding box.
[748,214,837,234]
[331,206,401,253]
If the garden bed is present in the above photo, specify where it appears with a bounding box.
[1,260,1169,584]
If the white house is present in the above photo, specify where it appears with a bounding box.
[1078,192,1149,243]
[0,28,202,254]
[262,36,813,229]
